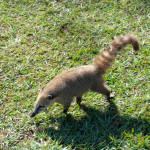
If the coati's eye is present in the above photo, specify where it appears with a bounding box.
[47,94,54,100]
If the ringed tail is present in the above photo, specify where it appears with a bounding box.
[93,34,140,74]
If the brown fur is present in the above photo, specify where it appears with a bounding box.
[30,34,139,117]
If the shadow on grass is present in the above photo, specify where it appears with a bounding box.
[38,101,149,149]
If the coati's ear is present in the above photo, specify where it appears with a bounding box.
[47,94,54,100]
[40,87,44,93]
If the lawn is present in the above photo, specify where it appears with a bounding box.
[0,0,150,149]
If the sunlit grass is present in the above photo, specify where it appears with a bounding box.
[1,0,149,149]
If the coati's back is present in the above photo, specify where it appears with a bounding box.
[30,34,140,117]
[44,65,98,98]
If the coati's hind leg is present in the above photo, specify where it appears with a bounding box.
[91,79,114,102]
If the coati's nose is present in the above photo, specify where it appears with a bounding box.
[30,112,36,117]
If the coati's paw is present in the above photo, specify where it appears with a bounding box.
[110,92,116,98]
[78,100,85,106]
[107,92,116,102]
[70,101,85,107]
[63,108,69,114]
[70,103,76,107]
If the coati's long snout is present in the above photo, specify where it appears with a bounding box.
[30,105,46,117]
[30,93,55,117]
[30,34,140,117]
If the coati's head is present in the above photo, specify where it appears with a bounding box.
[30,89,57,117]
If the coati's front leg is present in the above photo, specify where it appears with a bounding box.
[62,98,73,114]
[63,96,82,114]
[76,96,82,105]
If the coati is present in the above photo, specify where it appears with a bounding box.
[30,34,140,117]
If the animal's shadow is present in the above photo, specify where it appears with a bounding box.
[38,101,149,149]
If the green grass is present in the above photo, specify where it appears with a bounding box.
[0,0,150,149]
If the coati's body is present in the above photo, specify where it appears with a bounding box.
[30,34,140,117]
